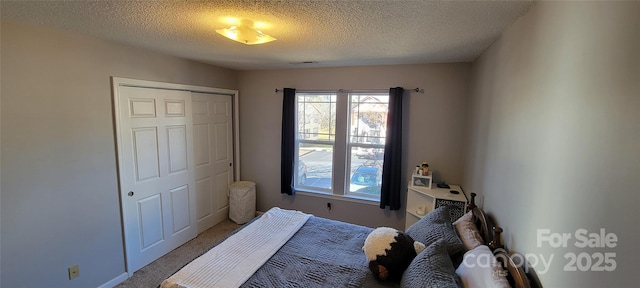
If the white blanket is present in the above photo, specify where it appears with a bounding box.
[161,207,310,288]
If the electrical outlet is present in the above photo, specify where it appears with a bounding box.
[68,265,79,280]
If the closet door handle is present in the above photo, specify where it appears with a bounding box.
[128,191,135,197]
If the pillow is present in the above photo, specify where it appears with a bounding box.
[401,240,462,288]
[455,245,510,288]
[405,206,464,255]
[453,210,485,251]
[362,227,426,282]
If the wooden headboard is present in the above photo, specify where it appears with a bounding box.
[466,192,494,246]
[494,250,531,288]
[466,192,543,288]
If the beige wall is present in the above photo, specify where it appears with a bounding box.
[0,21,237,288]
[464,2,639,287]
[238,64,471,229]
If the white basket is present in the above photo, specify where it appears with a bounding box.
[229,181,256,224]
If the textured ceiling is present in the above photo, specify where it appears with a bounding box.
[1,0,534,70]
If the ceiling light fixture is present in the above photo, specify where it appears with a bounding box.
[215,19,276,45]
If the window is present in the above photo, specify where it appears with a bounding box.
[294,91,389,201]
[295,93,336,193]
[347,94,388,198]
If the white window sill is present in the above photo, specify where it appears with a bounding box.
[294,190,380,206]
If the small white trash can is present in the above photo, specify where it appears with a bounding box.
[229,181,256,224]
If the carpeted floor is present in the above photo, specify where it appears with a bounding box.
[115,219,242,288]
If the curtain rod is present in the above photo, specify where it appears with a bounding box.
[274,87,423,93]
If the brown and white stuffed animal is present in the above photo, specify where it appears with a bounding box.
[363,227,426,282]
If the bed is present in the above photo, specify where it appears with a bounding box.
[161,193,539,288]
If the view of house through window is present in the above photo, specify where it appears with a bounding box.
[296,93,336,192]
[295,91,389,200]
[347,94,388,197]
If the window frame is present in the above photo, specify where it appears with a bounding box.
[293,90,389,202]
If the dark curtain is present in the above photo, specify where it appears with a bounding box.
[380,87,404,210]
[281,88,296,195]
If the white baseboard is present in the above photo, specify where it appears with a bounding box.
[98,272,128,288]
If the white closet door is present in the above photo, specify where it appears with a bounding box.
[192,92,234,233]
[117,86,196,273]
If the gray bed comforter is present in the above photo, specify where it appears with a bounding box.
[236,216,399,288]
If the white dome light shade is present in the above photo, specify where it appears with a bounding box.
[216,19,276,45]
